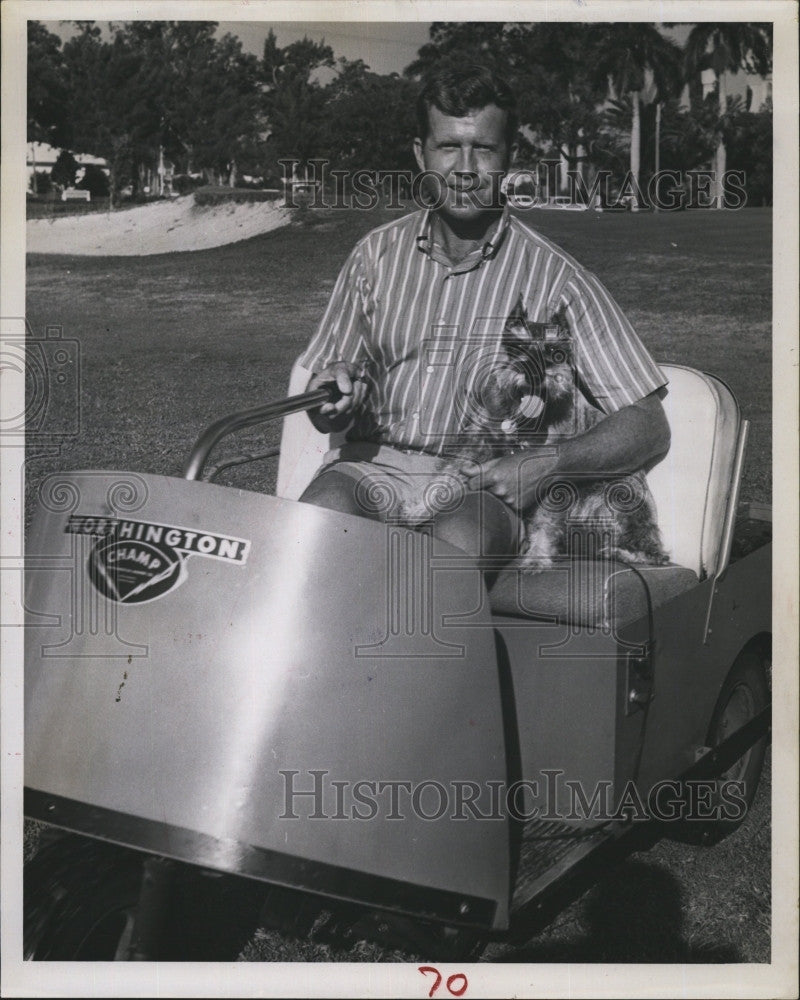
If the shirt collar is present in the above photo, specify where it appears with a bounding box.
[415,206,511,265]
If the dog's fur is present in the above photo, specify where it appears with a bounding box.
[400,298,670,569]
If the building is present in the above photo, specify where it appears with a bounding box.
[697,68,772,110]
[27,142,109,186]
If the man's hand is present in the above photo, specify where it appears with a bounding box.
[307,361,369,433]
[463,391,670,512]
[464,450,559,512]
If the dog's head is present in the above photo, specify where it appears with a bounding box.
[495,297,577,428]
[458,297,579,452]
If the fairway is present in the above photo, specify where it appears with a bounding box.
[23,205,772,963]
[25,205,771,503]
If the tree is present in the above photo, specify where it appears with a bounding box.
[27,21,70,147]
[590,24,683,209]
[684,23,772,207]
[178,29,262,185]
[28,20,70,189]
[55,21,265,196]
[260,31,335,170]
[321,59,418,175]
[723,102,772,206]
[76,163,110,197]
[120,21,217,183]
[507,24,606,186]
[404,22,509,77]
[60,23,140,204]
[655,99,717,175]
[50,149,79,190]
[102,22,262,189]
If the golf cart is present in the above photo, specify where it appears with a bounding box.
[23,361,771,960]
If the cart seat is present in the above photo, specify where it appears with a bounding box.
[488,560,698,629]
[277,361,742,625]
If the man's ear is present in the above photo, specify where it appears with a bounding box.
[413,137,425,174]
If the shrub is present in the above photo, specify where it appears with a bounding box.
[172,173,206,196]
[726,109,772,207]
[193,186,283,207]
[50,150,78,190]
[76,164,110,198]
[30,170,52,195]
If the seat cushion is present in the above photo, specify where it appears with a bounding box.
[489,560,699,629]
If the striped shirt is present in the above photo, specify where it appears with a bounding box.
[299,207,667,457]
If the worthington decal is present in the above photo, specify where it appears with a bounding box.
[65,515,250,604]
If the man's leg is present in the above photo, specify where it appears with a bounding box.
[299,468,382,521]
[432,489,520,562]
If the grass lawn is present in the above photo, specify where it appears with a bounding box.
[23,204,772,963]
[24,205,771,504]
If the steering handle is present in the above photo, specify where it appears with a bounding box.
[183,383,341,481]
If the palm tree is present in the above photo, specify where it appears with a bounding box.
[684,23,772,208]
[591,25,683,210]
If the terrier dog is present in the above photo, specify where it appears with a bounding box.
[400,299,670,569]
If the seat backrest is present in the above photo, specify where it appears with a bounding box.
[277,360,743,580]
[276,362,343,502]
[645,364,741,579]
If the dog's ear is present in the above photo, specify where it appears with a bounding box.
[549,304,572,341]
[503,294,534,346]
[507,294,528,326]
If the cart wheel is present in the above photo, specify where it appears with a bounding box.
[697,648,770,845]
[24,834,145,960]
[25,833,268,960]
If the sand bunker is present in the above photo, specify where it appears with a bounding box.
[26,195,291,255]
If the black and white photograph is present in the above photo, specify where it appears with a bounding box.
[1,1,797,997]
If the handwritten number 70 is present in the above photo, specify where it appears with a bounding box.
[418,966,468,997]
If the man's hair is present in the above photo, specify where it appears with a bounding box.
[415,62,519,149]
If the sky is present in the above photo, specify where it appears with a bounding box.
[45,19,764,101]
[217,21,432,75]
[47,19,433,76]
[46,21,696,78]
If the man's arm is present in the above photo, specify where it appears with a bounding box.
[468,391,670,510]
[297,240,372,433]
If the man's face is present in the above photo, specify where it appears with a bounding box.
[413,103,514,224]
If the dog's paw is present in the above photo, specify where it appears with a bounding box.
[515,550,555,572]
[605,546,670,566]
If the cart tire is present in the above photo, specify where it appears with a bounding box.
[697,648,770,845]
[25,833,267,960]
[24,834,145,960]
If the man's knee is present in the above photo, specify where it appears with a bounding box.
[299,469,377,520]
[433,490,518,558]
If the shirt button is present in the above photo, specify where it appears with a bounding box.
[426,365,434,374]
[412,411,419,419]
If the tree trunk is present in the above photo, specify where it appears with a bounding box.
[715,71,728,209]
[558,148,569,197]
[654,101,661,213]
[229,157,237,188]
[630,91,641,211]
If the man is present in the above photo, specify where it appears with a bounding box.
[297,63,670,563]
